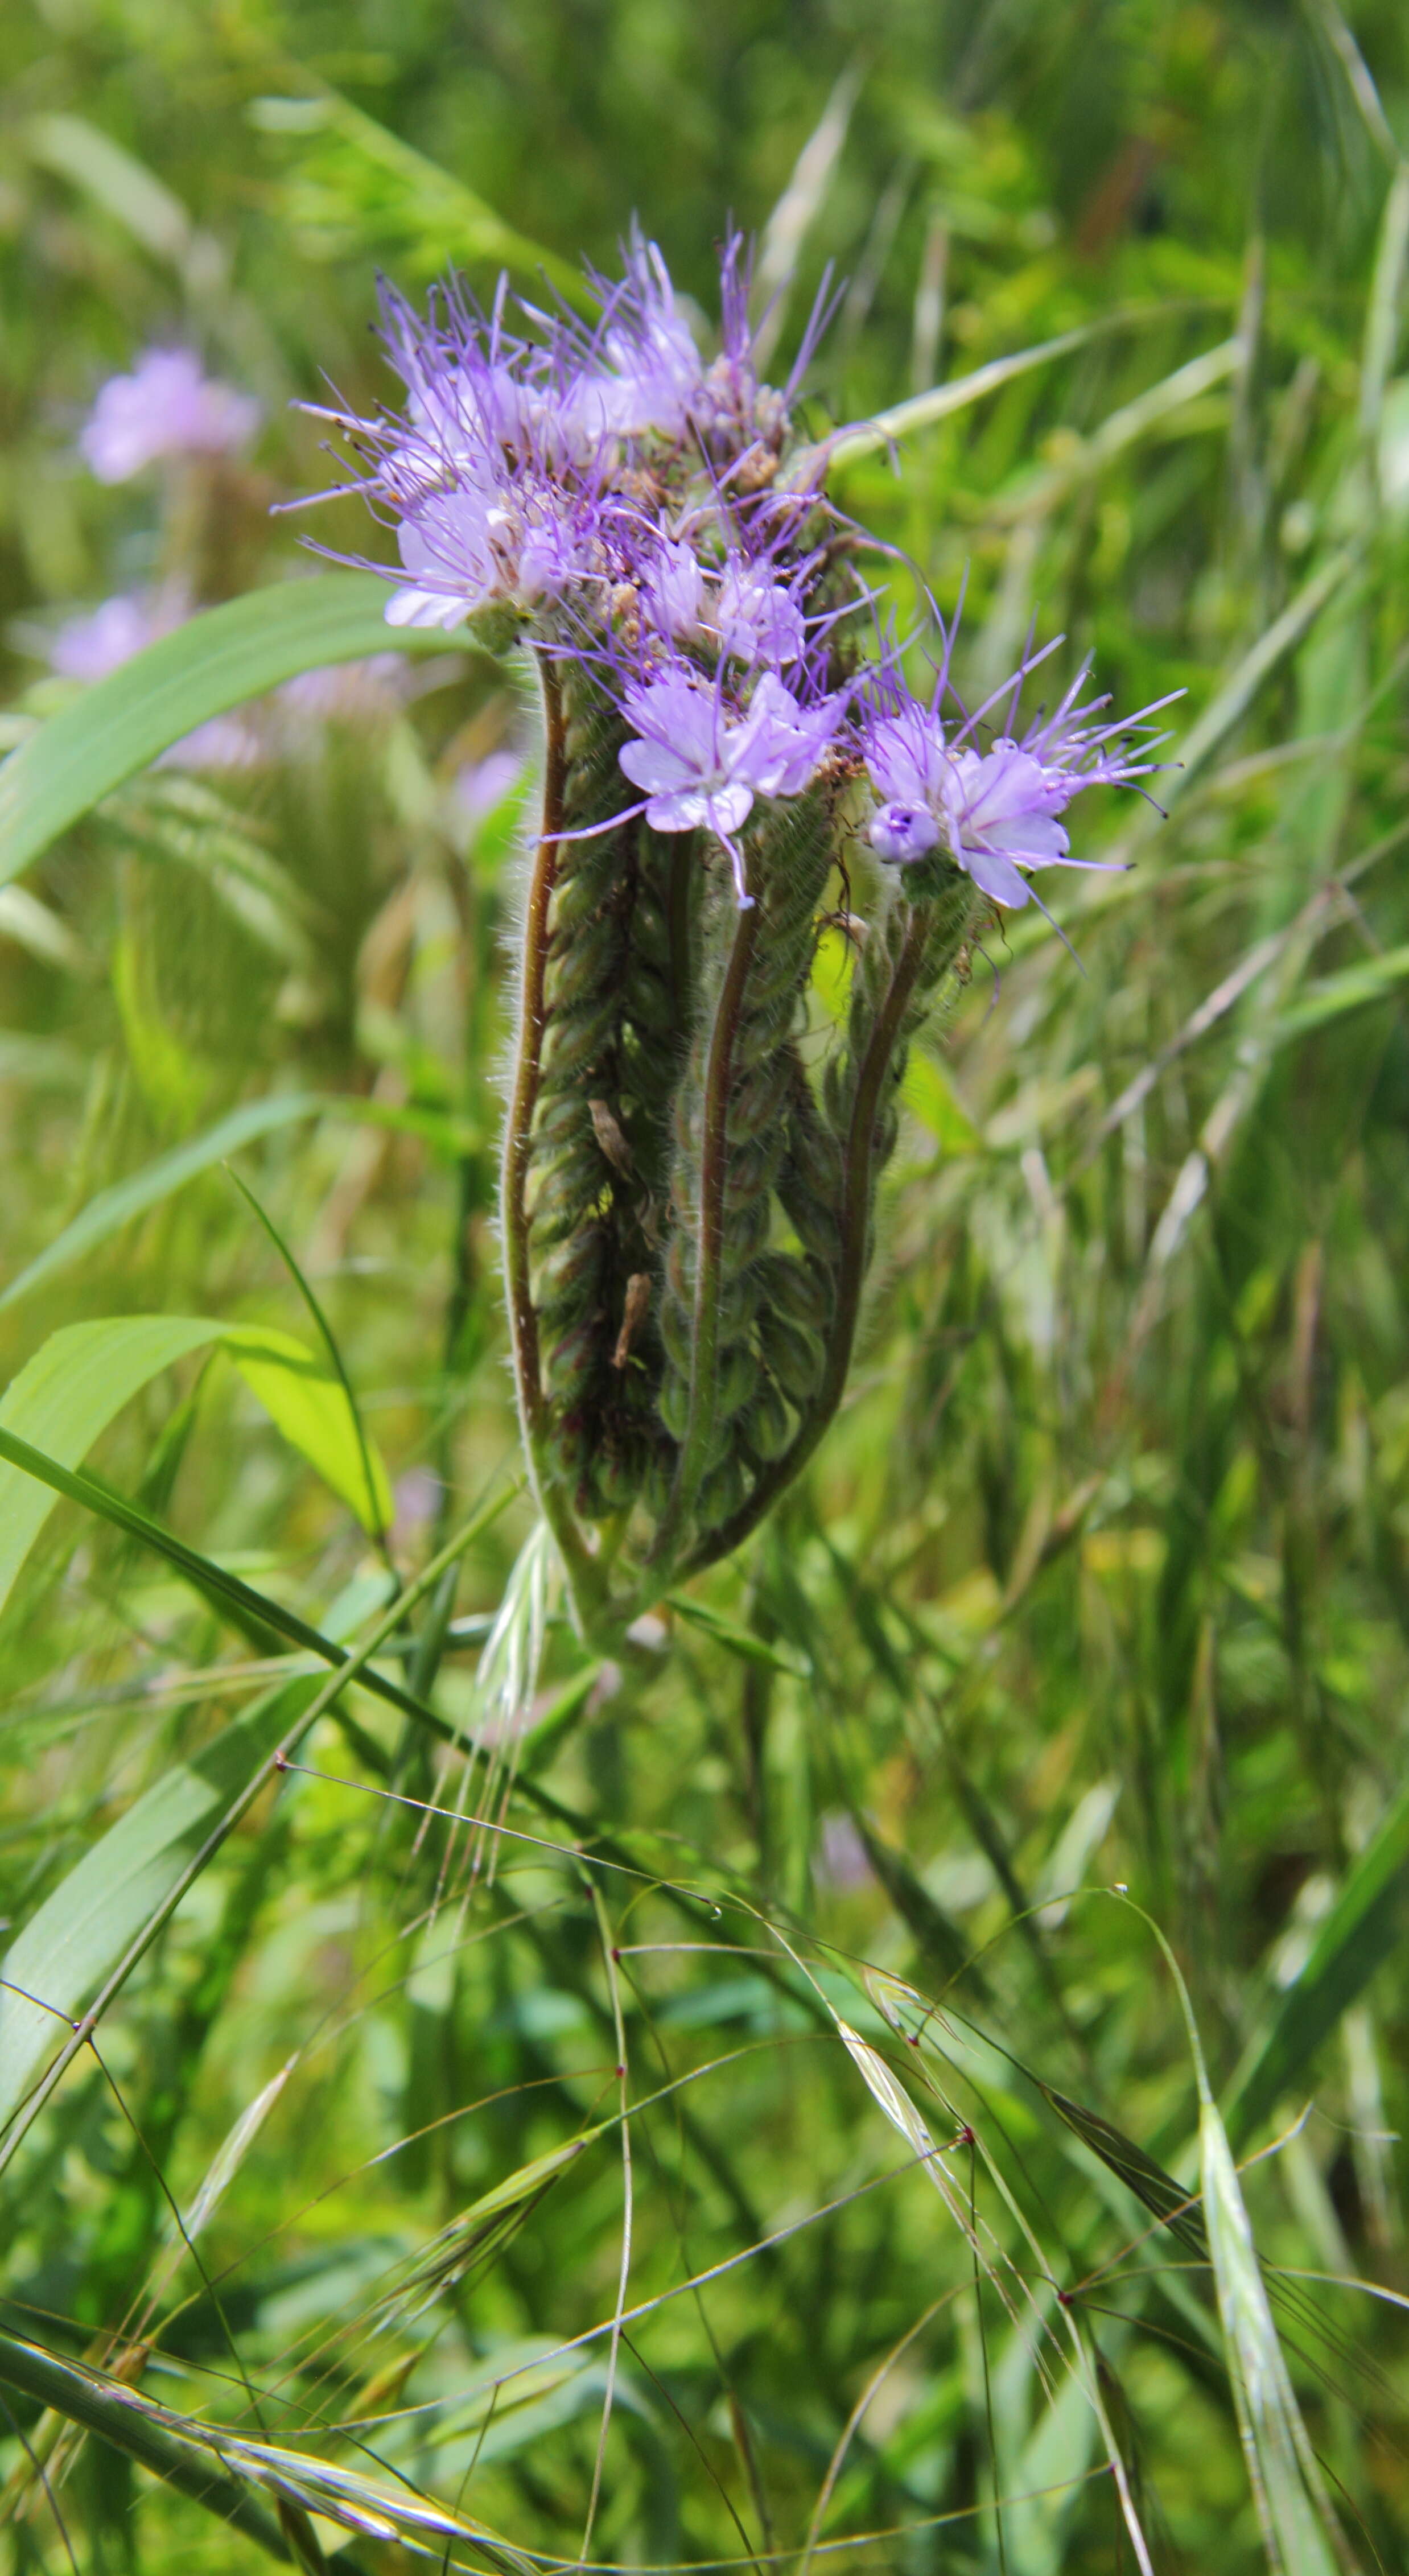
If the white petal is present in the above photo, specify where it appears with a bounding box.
[384,587,474,630]
[620,736,704,797]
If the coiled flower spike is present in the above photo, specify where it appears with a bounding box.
[303,232,1174,1646]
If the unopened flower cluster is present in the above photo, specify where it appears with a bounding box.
[312,233,1168,918]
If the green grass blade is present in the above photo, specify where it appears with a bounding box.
[666,1590,811,1675]
[0,573,450,889]
[792,319,1123,479]
[1036,2083,1208,2260]
[26,112,203,269]
[252,72,583,303]
[224,1165,390,1546]
[0,2330,293,2562]
[0,1314,226,1618]
[1131,1901,1354,2573]
[0,2326,538,2570]
[1272,942,1409,1043]
[1224,1780,1409,2149]
[0,1674,320,2137]
[1200,2096,1349,2575]
[0,1315,394,1602]
[0,1088,473,1313]
[0,1499,513,2164]
[0,1413,504,1741]
[1169,552,1355,803]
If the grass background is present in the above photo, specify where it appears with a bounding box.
[2,0,1409,2567]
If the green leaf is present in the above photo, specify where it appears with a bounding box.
[221,1324,394,1535]
[1200,2093,1344,2575]
[0,1314,223,1620]
[1223,1780,1409,2148]
[666,1590,811,1675]
[901,1050,981,1153]
[0,1089,475,1316]
[0,574,452,890]
[249,77,582,307]
[1272,942,1409,1044]
[0,1317,394,1608]
[0,1675,319,2138]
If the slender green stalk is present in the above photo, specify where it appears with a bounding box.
[0,1500,509,2169]
[0,2330,293,2563]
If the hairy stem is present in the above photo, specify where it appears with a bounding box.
[501,657,604,1619]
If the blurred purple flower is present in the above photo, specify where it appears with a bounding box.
[80,350,260,483]
[816,1812,872,1894]
[640,537,705,641]
[451,747,525,825]
[50,590,184,682]
[714,558,806,667]
[50,587,262,769]
[277,654,411,724]
[392,1466,442,1542]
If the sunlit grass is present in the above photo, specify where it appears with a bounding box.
[1,3,1408,2569]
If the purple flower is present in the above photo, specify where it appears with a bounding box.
[48,587,258,768]
[640,537,705,641]
[868,801,940,864]
[451,747,525,826]
[314,282,619,633]
[815,1812,873,1894]
[50,590,186,682]
[744,670,846,796]
[862,668,1173,914]
[277,653,411,723]
[563,233,706,444]
[618,665,843,901]
[80,351,259,483]
[714,558,806,667]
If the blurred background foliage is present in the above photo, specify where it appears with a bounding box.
[2,0,1409,2569]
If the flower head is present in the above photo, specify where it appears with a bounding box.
[314,281,621,633]
[80,351,260,482]
[618,663,843,901]
[862,655,1174,916]
[565,233,707,445]
[714,558,806,667]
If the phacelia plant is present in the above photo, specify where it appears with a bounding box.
[308,232,1171,1644]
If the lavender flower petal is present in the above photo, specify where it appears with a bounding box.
[80,351,259,482]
